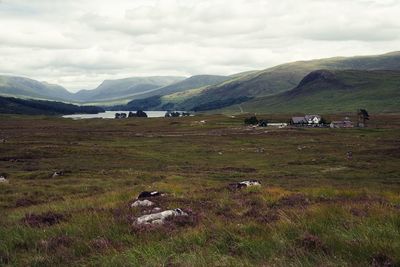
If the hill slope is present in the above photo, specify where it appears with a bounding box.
[219,70,400,114]
[130,75,230,100]
[176,51,400,111]
[0,96,104,115]
[73,76,185,102]
[114,75,232,110]
[0,76,75,101]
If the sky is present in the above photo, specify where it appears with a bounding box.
[0,0,399,92]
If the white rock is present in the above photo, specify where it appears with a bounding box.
[135,208,188,225]
[52,171,64,178]
[152,207,162,213]
[131,200,155,208]
[239,180,261,187]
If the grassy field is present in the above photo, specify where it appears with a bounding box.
[0,114,399,266]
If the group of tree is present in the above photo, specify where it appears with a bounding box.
[115,110,148,119]
[244,116,268,127]
[0,96,104,115]
[129,110,148,118]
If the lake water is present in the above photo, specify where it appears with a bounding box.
[63,111,167,119]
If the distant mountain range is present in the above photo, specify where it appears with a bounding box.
[0,75,186,103]
[0,76,74,101]
[72,76,186,102]
[159,51,400,112]
[1,51,400,114]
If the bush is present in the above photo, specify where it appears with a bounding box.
[136,110,148,118]
[165,112,181,118]
[128,110,148,118]
[244,116,259,125]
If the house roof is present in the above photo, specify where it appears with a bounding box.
[305,115,321,120]
[292,117,307,123]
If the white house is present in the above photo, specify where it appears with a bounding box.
[291,115,322,125]
[304,115,322,124]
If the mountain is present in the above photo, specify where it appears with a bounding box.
[0,75,186,103]
[114,75,232,110]
[0,96,104,115]
[130,75,230,99]
[218,69,400,114]
[3,51,400,111]
[170,51,400,111]
[0,75,75,101]
[73,76,185,102]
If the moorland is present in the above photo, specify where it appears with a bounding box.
[0,113,399,266]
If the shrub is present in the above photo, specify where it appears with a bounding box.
[244,116,259,125]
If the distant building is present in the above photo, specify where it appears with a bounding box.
[268,123,288,128]
[330,119,354,128]
[291,115,322,126]
[304,115,322,124]
[291,117,308,125]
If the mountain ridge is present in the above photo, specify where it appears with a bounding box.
[217,69,400,114]
[1,51,400,113]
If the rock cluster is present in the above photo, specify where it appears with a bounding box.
[132,190,187,225]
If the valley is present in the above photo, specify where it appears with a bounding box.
[2,51,400,116]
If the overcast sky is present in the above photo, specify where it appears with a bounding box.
[0,0,399,92]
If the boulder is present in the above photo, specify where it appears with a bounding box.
[229,180,261,190]
[52,171,64,178]
[135,208,188,225]
[152,207,162,213]
[137,191,165,199]
[131,200,155,208]
[143,207,162,214]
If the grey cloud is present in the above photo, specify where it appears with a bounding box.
[0,0,399,90]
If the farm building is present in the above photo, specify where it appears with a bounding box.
[291,117,307,125]
[291,115,322,125]
[305,115,322,124]
[330,120,354,128]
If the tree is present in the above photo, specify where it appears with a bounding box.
[244,116,259,125]
[258,119,268,127]
[165,111,181,118]
[136,110,148,118]
[320,117,329,125]
[357,109,369,127]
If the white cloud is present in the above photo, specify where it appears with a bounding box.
[0,0,399,91]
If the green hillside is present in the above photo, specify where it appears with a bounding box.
[112,75,232,110]
[176,51,400,111]
[0,96,104,115]
[219,70,400,114]
[129,75,231,100]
